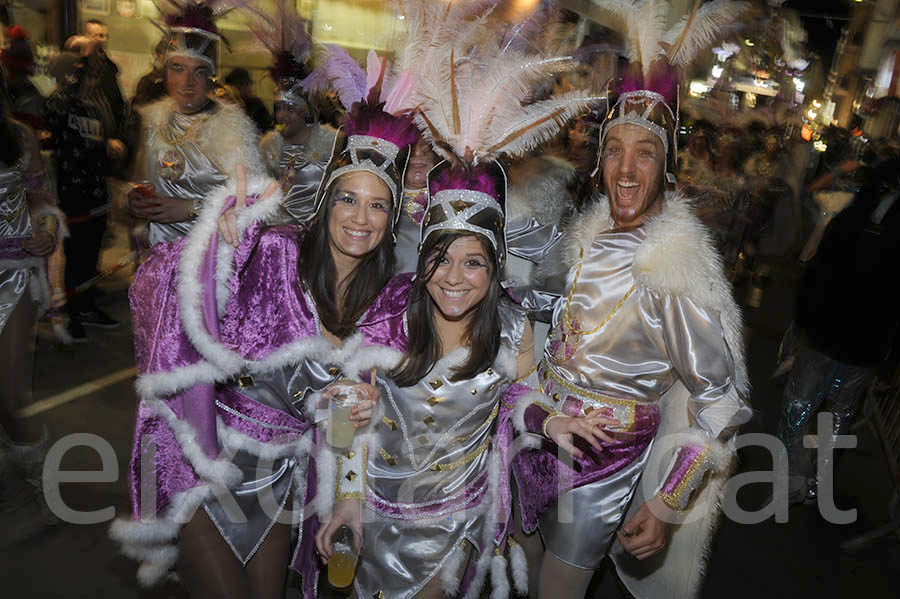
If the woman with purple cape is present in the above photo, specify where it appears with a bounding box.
[110,38,418,599]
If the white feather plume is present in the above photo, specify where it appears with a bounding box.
[593,0,749,75]
[663,0,751,68]
[405,1,604,163]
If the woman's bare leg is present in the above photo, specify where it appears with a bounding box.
[178,508,248,599]
[538,551,594,599]
[245,513,292,599]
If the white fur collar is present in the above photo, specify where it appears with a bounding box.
[561,192,748,394]
[140,98,265,179]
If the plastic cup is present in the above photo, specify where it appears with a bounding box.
[326,382,360,449]
[327,525,358,588]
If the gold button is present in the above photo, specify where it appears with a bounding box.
[328,367,340,375]
[429,378,444,390]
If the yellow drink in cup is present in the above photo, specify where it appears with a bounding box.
[326,383,360,449]
[327,525,358,588]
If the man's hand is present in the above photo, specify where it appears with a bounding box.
[217,164,279,247]
[616,497,675,560]
[129,190,192,223]
[314,499,363,565]
[22,231,56,257]
[544,413,619,458]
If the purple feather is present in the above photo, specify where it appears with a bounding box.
[620,60,678,105]
[164,6,218,34]
[343,100,418,150]
[299,44,366,109]
[430,164,500,201]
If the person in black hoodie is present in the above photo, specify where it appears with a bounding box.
[778,143,900,505]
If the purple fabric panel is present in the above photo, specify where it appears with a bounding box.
[217,387,310,443]
[128,398,201,522]
[513,403,661,532]
[0,237,27,259]
[290,432,323,597]
[523,402,550,434]
[660,444,704,496]
[179,386,219,458]
[367,470,488,519]
[130,238,205,375]
[220,224,318,359]
[494,383,532,543]
[359,273,412,350]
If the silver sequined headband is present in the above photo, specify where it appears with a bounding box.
[600,90,678,184]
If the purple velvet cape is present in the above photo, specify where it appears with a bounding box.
[125,217,411,594]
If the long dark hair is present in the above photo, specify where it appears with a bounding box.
[297,176,397,338]
[391,230,502,387]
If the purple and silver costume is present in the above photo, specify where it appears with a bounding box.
[513,193,751,575]
[333,299,529,599]
[111,185,411,594]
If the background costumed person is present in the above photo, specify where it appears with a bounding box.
[0,69,64,539]
[511,2,753,598]
[313,2,605,597]
[110,12,417,596]
[252,0,338,225]
[127,0,265,247]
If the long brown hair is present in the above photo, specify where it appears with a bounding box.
[391,230,503,387]
[297,177,396,338]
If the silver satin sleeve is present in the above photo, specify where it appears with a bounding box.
[650,290,751,438]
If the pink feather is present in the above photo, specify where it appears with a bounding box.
[383,69,414,116]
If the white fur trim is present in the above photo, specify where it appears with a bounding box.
[557,192,749,396]
[440,541,468,595]
[490,554,510,599]
[142,398,243,488]
[176,175,284,376]
[135,360,230,401]
[215,416,313,462]
[141,98,266,181]
[511,390,555,434]
[509,541,529,595]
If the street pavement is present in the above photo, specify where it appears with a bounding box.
[3,221,898,598]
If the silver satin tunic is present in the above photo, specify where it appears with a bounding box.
[0,155,35,336]
[275,127,335,224]
[354,302,526,599]
[142,108,228,246]
[394,187,425,274]
[538,222,749,568]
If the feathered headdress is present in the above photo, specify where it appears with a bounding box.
[595,0,750,183]
[397,0,605,266]
[247,0,312,107]
[299,45,418,226]
[152,0,254,74]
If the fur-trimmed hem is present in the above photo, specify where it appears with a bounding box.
[135,360,230,401]
[511,389,555,434]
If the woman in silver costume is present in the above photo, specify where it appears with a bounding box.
[0,70,62,537]
[0,73,61,442]
[315,161,535,599]
[111,8,418,594]
[126,3,264,246]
